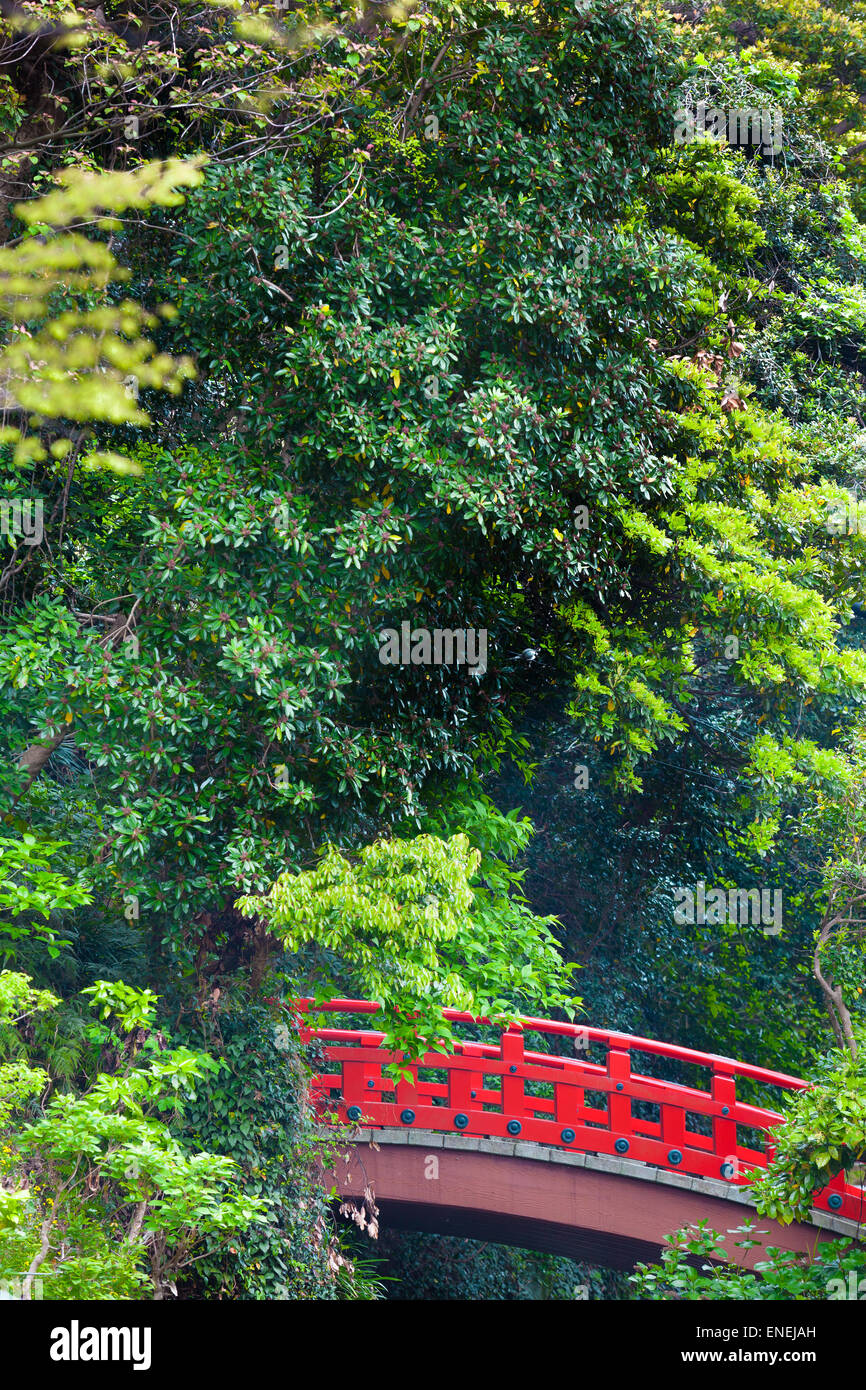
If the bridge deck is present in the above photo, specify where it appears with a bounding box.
[325,1127,863,1270]
[301,998,866,1249]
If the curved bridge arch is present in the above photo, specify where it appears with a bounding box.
[301,1000,865,1268]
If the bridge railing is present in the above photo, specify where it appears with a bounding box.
[297,998,865,1224]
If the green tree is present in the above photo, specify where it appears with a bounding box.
[239,817,577,1053]
[632,1220,865,1299]
[0,972,266,1299]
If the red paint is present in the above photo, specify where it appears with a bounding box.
[298,999,864,1223]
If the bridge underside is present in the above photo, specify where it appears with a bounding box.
[323,1129,857,1271]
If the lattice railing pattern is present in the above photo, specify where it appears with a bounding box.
[298,999,865,1223]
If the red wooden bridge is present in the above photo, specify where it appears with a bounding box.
[299,999,865,1269]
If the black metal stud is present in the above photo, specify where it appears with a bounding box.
[668,1148,683,1165]
[721,1105,730,1116]
[346,1105,362,1121]
[471,1090,477,1099]
[400,1109,415,1125]
[615,1138,629,1154]
[561,1127,576,1143]
[615,1082,624,1091]
[509,1064,517,1073]
[720,1161,736,1179]
[454,1113,469,1129]
[828,1193,843,1211]
[367,1080,375,1089]
[507,1120,522,1136]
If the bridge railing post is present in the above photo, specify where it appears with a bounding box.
[294,999,311,1045]
[342,1057,381,1110]
[555,1075,585,1129]
[712,1068,738,1173]
[447,1054,474,1112]
[501,1025,526,1127]
[660,1079,686,1155]
[395,1065,421,1111]
[607,1047,631,1143]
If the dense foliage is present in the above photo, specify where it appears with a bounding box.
[633,1220,865,1300]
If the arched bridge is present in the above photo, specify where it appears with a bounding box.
[299,1000,865,1270]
